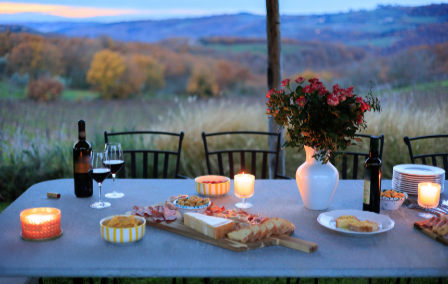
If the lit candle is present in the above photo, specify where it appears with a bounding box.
[20,208,61,240]
[234,173,255,198]
[418,182,441,208]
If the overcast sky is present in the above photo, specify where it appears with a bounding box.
[0,0,447,21]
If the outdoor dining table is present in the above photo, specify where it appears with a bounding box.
[0,178,447,278]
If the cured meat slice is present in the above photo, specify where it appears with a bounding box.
[163,206,177,221]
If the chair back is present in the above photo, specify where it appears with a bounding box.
[202,131,283,179]
[403,134,448,179]
[104,130,185,179]
[333,134,385,179]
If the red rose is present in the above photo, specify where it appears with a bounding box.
[281,78,290,87]
[361,101,370,112]
[333,84,340,93]
[309,78,319,84]
[303,85,312,94]
[327,93,339,106]
[318,87,327,96]
[338,90,347,102]
[266,88,275,98]
[347,86,354,97]
[295,96,306,107]
[295,76,304,84]
[356,115,363,124]
[355,97,364,104]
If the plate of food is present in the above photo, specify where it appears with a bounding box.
[317,209,394,236]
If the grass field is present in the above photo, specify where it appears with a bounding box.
[1,80,448,201]
[0,81,99,101]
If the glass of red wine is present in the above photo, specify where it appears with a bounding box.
[104,143,125,199]
[89,151,111,209]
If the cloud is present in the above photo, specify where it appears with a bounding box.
[0,2,140,18]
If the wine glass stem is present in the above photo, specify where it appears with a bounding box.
[98,182,102,204]
[112,173,116,183]
[242,198,246,205]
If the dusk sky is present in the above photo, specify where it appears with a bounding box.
[0,0,447,21]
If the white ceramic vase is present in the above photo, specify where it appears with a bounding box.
[296,146,339,210]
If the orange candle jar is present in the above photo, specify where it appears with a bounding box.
[20,208,61,240]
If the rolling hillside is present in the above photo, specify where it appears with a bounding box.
[8,4,448,53]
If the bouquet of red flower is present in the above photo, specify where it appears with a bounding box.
[266,77,380,162]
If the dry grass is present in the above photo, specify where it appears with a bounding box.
[1,84,447,200]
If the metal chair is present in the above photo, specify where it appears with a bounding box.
[403,134,448,179]
[333,134,385,179]
[202,131,289,179]
[104,130,186,179]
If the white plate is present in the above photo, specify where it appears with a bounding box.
[393,164,445,176]
[317,209,395,236]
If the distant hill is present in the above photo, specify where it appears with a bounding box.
[3,4,448,52]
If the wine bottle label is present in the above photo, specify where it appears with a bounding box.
[363,180,370,205]
[74,162,89,173]
[74,156,90,173]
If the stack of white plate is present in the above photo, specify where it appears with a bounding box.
[392,164,445,195]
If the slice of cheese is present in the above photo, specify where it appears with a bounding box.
[184,212,235,239]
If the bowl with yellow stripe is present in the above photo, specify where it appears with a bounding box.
[195,175,230,196]
[100,215,146,244]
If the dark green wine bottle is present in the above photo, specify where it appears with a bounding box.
[362,136,382,213]
[73,120,93,197]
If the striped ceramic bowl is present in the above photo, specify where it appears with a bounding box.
[100,215,146,244]
[195,175,230,196]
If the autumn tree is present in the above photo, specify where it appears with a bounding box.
[187,67,219,97]
[8,37,62,79]
[87,49,126,99]
[59,38,102,88]
[131,54,165,93]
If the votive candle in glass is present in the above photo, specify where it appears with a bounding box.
[418,182,441,209]
[234,173,255,198]
[20,207,61,240]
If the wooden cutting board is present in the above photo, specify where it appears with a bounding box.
[147,218,318,253]
[414,222,448,246]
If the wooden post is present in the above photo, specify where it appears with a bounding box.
[266,0,284,177]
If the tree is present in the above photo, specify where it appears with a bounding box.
[131,54,165,93]
[87,49,126,99]
[187,67,219,97]
[8,38,62,79]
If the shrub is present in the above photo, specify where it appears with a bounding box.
[0,145,70,202]
[187,68,219,97]
[26,77,63,101]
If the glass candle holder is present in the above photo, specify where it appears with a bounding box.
[418,182,441,218]
[418,182,441,208]
[20,207,62,240]
[234,173,255,209]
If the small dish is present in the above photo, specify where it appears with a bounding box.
[380,189,408,211]
[100,215,146,244]
[195,175,230,196]
[173,198,211,216]
[317,209,394,236]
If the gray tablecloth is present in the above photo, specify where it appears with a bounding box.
[0,179,446,278]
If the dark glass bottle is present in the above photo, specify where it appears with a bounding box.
[73,120,93,197]
[362,136,382,213]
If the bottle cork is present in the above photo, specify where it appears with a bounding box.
[47,192,61,199]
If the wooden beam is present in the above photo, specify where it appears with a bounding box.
[266,0,285,177]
